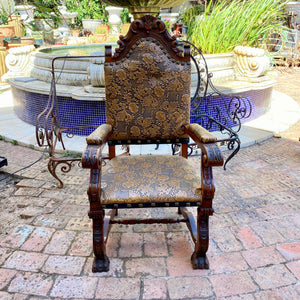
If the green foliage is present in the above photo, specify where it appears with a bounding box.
[0,10,9,25]
[0,2,14,25]
[27,0,62,28]
[182,5,203,27]
[0,10,8,25]
[65,0,108,26]
[95,25,107,34]
[10,140,18,145]
[120,8,131,24]
[189,0,289,54]
[68,18,81,29]
[165,20,171,32]
[62,151,82,158]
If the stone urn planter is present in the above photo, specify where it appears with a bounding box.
[193,52,235,84]
[82,19,103,34]
[192,46,272,84]
[102,0,187,19]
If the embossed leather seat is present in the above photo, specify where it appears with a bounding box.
[82,15,223,272]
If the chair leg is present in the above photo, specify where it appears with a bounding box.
[191,207,210,269]
[91,210,110,272]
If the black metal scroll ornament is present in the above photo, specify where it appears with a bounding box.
[35,55,102,188]
[172,41,252,169]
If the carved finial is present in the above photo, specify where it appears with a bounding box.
[106,15,190,63]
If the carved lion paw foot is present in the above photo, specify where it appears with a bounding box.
[191,252,209,269]
[92,255,110,272]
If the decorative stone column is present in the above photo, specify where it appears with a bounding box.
[1,45,35,82]
[88,55,105,87]
[85,54,105,93]
[234,46,271,82]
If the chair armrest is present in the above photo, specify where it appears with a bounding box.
[184,123,217,144]
[82,124,112,169]
[86,124,113,145]
[184,124,223,167]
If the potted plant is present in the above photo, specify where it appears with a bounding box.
[28,0,62,31]
[189,0,289,55]
[119,8,131,35]
[0,2,16,41]
[65,0,108,33]
[94,24,108,42]
[68,18,81,36]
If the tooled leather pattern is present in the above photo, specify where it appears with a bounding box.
[100,155,202,204]
[105,40,191,141]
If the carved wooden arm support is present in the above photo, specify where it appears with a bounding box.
[81,145,103,169]
[184,124,223,207]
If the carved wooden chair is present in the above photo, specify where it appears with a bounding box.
[82,15,224,272]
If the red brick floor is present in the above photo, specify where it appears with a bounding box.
[0,68,299,299]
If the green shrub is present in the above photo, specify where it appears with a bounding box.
[189,0,289,54]
[182,5,204,27]
[65,0,108,26]
[120,8,131,24]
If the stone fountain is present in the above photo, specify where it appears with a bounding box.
[4,0,276,136]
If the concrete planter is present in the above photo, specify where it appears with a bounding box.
[82,19,103,34]
[102,0,187,19]
[193,52,235,84]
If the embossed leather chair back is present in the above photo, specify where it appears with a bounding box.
[104,16,191,142]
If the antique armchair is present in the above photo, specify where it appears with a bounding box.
[82,15,224,272]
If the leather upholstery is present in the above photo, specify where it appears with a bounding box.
[86,124,113,145]
[185,123,218,143]
[105,39,191,141]
[101,155,202,206]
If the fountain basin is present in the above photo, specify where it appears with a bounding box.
[30,44,115,86]
[9,44,276,136]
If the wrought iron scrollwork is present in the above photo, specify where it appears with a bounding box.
[174,40,252,169]
[35,55,104,187]
[48,157,81,188]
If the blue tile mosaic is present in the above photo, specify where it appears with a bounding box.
[12,86,106,136]
[11,85,272,136]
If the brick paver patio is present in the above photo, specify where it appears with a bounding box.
[0,68,299,299]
